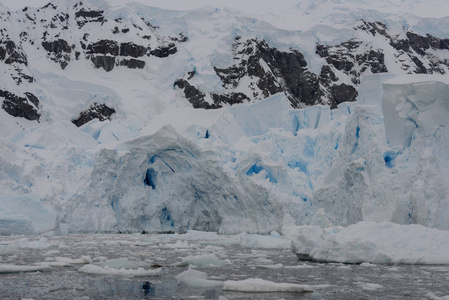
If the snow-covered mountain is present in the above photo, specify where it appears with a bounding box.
[1,0,449,235]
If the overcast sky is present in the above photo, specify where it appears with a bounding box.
[0,0,298,14]
[0,0,447,19]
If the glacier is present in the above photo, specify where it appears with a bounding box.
[2,73,449,235]
[0,0,449,237]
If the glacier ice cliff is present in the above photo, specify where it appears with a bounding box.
[1,74,449,235]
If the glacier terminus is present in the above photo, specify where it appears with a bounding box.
[1,0,449,299]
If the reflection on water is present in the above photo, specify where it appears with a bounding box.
[1,234,448,299]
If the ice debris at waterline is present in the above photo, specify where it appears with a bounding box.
[288,220,449,264]
[175,267,316,293]
[2,232,449,299]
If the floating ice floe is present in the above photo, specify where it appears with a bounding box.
[34,261,72,267]
[252,263,284,269]
[176,267,223,288]
[78,264,162,277]
[160,240,192,249]
[222,278,313,293]
[0,238,59,256]
[55,256,93,264]
[178,254,226,268]
[98,258,151,270]
[425,292,449,300]
[238,233,292,249]
[355,282,384,291]
[176,268,321,294]
[0,264,50,273]
[290,221,449,264]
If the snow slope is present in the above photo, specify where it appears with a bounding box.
[1,0,449,235]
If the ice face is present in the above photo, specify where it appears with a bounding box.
[61,125,284,234]
[1,1,449,236]
[2,75,449,235]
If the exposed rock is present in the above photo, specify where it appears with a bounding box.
[86,40,119,56]
[357,20,389,37]
[357,20,449,74]
[119,42,146,58]
[0,40,34,85]
[1,40,27,65]
[91,55,116,72]
[0,90,40,121]
[316,40,388,84]
[41,39,72,69]
[149,43,177,58]
[177,38,355,109]
[75,8,104,28]
[174,78,210,109]
[329,84,358,105]
[11,69,34,85]
[41,39,71,55]
[211,93,249,107]
[119,58,145,69]
[72,103,116,127]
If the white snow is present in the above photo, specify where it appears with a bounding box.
[178,254,226,268]
[78,264,162,277]
[291,221,449,264]
[237,232,292,249]
[426,292,449,300]
[55,256,93,264]
[222,278,313,293]
[0,264,49,273]
[98,258,151,270]
[356,282,384,291]
[175,267,223,288]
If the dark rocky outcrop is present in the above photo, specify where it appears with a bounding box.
[0,90,40,121]
[11,69,34,85]
[0,40,33,85]
[84,39,178,71]
[176,38,359,109]
[86,40,119,56]
[316,40,388,84]
[75,8,105,28]
[357,20,449,74]
[90,55,116,72]
[149,43,177,58]
[0,40,28,65]
[174,70,250,109]
[329,84,358,105]
[174,77,210,109]
[72,103,116,127]
[119,58,145,69]
[41,39,71,54]
[41,39,72,69]
[211,93,249,107]
[119,42,146,58]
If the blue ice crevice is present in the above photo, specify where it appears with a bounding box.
[144,168,157,189]
[159,206,174,230]
[246,162,277,183]
[383,151,399,169]
[288,159,308,174]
